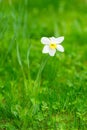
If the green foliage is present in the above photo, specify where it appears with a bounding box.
[0,0,87,129]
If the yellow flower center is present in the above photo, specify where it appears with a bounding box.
[49,43,57,49]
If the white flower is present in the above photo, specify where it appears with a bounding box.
[41,36,64,56]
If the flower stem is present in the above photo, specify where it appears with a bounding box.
[35,55,49,86]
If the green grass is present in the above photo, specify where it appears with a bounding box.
[0,0,87,129]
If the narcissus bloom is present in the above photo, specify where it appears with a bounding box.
[41,36,64,56]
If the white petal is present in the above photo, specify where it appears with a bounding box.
[49,37,56,42]
[41,37,50,44]
[42,45,49,53]
[57,45,64,52]
[49,49,56,56]
[55,36,64,44]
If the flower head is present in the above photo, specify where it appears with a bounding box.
[41,36,64,56]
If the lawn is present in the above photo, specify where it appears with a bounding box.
[0,0,87,129]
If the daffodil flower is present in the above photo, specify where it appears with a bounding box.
[41,36,64,56]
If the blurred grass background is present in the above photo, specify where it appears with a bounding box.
[0,0,87,129]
